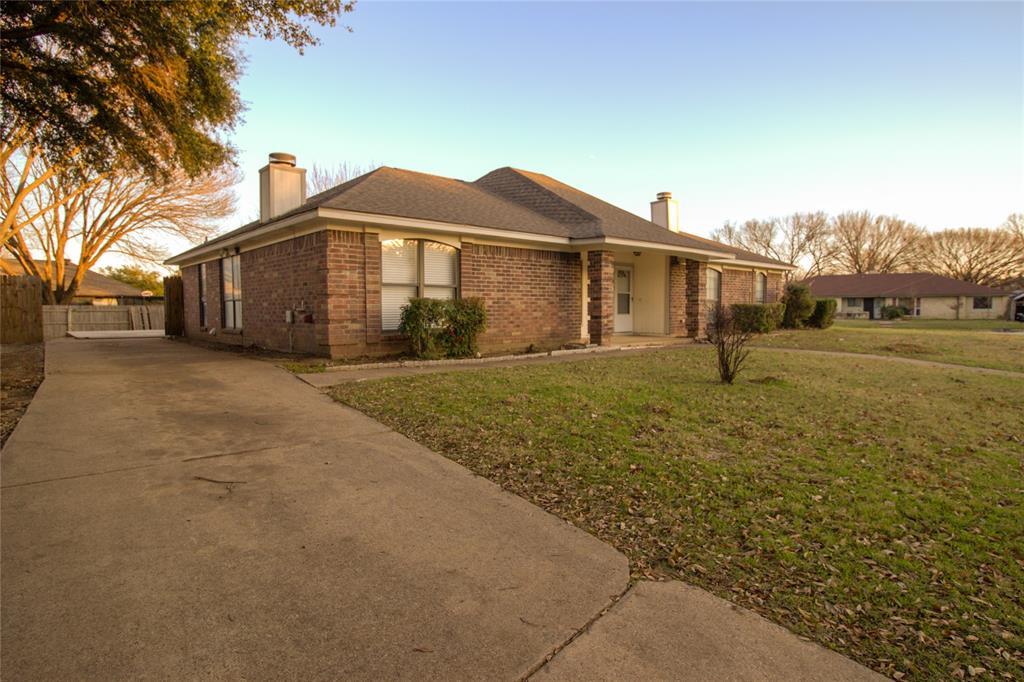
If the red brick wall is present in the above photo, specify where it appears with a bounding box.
[182,233,329,353]
[587,250,615,345]
[240,232,328,354]
[461,243,582,352]
[685,259,707,338]
[668,258,687,336]
[323,230,399,357]
[722,268,754,305]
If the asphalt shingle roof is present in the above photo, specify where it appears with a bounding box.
[2,260,148,297]
[172,166,792,268]
[802,273,1011,298]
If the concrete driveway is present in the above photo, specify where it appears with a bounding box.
[1,339,626,680]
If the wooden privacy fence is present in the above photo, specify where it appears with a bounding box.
[1,275,44,344]
[164,275,184,336]
[42,305,165,340]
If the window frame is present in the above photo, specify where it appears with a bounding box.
[972,296,991,310]
[755,272,767,304]
[221,254,242,330]
[380,239,460,332]
[706,268,722,306]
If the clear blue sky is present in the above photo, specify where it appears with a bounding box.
[224,0,1021,239]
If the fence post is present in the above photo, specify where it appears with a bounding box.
[0,275,44,344]
[164,275,184,336]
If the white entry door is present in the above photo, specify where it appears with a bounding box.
[614,265,633,333]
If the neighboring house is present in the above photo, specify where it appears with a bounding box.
[166,153,794,358]
[2,259,153,305]
[803,272,1012,320]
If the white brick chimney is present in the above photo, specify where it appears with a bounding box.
[650,191,680,232]
[259,152,306,223]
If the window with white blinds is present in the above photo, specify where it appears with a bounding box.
[380,239,459,331]
[755,273,767,304]
[706,268,721,303]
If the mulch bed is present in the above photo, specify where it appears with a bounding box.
[1,343,45,448]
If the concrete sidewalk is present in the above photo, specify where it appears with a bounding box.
[538,582,883,681]
[1,338,626,680]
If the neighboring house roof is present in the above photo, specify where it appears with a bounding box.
[802,272,1011,298]
[171,166,792,268]
[2,259,148,298]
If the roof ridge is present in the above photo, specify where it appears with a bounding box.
[305,165,389,206]
[474,168,600,226]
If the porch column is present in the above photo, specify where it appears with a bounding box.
[588,250,615,345]
[685,259,707,338]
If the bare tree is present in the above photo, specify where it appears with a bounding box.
[826,211,923,273]
[917,228,1023,287]
[3,154,235,303]
[307,161,380,195]
[712,211,834,276]
[1005,213,1023,250]
[706,303,756,384]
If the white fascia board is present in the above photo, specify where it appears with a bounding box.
[570,236,735,260]
[164,210,318,266]
[710,257,797,271]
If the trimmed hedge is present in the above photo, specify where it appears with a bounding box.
[399,297,488,359]
[781,283,816,328]
[881,305,910,320]
[807,298,837,329]
[731,303,785,334]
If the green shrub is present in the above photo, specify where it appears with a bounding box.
[399,298,446,359]
[440,297,487,358]
[807,298,837,329]
[781,283,815,328]
[881,305,910,320]
[399,297,488,359]
[730,303,785,333]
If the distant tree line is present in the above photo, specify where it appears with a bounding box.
[712,211,1024,288]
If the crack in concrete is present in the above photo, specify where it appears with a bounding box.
[520,582,634,681]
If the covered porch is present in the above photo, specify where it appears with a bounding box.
[579,247,709,345]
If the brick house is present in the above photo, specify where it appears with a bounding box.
[166,154,793,358]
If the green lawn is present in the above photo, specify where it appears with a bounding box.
[752,322,1024,373]
[331,348,1024,680]
[835,319,1024,332]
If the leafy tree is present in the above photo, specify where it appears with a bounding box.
[101,265,166,297]
[1,0,352,178]
[1,1,351,255]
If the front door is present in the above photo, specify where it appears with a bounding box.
[863,297,874,319]
[614,265,633,333]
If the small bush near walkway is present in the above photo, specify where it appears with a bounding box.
[781,283,815,328]
[806,298,837,329]
[399,297,487,359]
[731,303,784,334]
[707,303,756,384]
